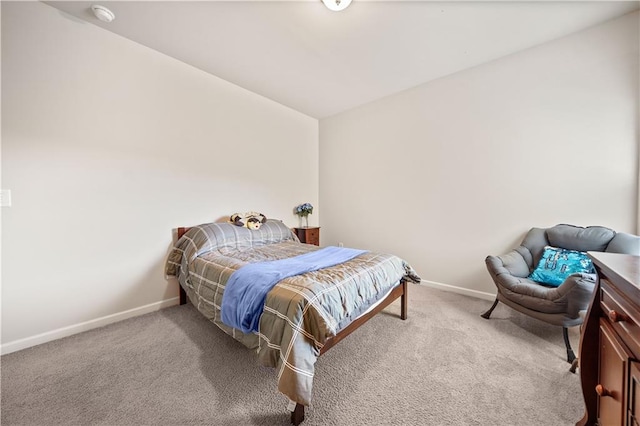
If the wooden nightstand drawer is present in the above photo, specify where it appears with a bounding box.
[305,228,319,245]
[294,227,320,246]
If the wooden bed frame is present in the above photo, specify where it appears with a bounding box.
[176,227,408,425]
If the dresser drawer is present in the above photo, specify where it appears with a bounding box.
[598,319,632,426]
[630,362,640,426]
[601,280,640,356]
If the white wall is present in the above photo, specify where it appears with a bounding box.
[320,12,639,297]
[1,2,318,351]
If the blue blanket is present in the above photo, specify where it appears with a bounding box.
[221,246,367,333]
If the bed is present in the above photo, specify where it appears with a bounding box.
[165,219,420,424]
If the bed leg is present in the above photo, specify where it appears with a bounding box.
[179,286,187,305]
[291,403,305,425]
[400,280,408,320]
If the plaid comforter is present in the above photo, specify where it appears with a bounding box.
[165,220,420,406]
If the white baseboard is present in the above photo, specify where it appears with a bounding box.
[1,297,180,355]
[2,281,493,355]
[421,279,496,301]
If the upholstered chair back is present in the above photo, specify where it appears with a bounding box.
[518,224,629,272]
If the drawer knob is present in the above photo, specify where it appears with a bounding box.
[607,310,625,323]
[595,384,612,397]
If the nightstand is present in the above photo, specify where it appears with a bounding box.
[294,227,320,246]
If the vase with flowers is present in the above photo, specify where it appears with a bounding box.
[294,202,313,228]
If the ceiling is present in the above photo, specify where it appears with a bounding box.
[46,1,639,119]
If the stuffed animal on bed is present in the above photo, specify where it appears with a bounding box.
[230,212,267,230]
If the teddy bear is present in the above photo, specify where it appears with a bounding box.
[230,212,267,230]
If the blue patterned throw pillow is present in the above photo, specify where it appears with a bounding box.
[528,246,595,287]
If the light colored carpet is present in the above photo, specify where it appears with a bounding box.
[1,285,584,425]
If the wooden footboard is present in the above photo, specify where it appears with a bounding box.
[291,279,408,425]
[318,279,407,355]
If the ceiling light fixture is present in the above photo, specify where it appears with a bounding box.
[322,0,352,12]
[91,5,115,23]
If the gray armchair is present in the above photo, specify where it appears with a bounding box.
[482,224,640,363]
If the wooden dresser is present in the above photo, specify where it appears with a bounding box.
[577,252,640,426]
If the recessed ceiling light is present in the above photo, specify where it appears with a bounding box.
[91,5,115,23]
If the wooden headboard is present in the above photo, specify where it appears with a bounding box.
[177,227,190,239]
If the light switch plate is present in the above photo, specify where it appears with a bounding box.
[0,190,12,207]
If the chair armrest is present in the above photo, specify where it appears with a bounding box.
[486,249,530,279]
[558,273,597,319]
